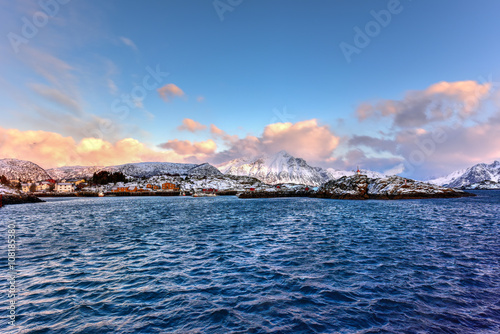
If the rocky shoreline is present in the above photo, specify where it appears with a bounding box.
[1,193,45,206]
[313,175,475,200]
[238,175,475,200]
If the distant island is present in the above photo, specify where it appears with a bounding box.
[238,174,474,200]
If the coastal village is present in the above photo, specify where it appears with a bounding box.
[8,178,182,195]
[7,177,298,196]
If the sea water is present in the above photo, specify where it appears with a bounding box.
[1,192,499,333]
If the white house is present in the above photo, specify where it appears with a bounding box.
[36,181,52,192]
[55,183,75,193]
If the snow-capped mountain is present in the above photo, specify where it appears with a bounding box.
[0,158,51,182]
[429,160,500,189]
[217,150,385,186]
[100,162,222,178]
[217,151,328,186]
[47,165,104,180]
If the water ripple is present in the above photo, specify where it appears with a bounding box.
[0,192,499,333]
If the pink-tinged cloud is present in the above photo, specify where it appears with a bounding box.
[157,84,184,102]
[159,139,217,155]
[425,81,491,100]
[210,124,239,145]
[210,119,340,164]
[356,80,492,127]
[0,127,192,168]
[177,119,207,132]
[261,120,340,161]
[210,124,225,136]
[394,118,500,179]
[197,96,205,102]
[345,110,500,179]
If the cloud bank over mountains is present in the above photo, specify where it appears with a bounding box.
[1,78,499,180]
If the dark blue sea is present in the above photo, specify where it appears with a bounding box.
[1,191,499,333]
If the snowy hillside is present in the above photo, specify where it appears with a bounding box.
[217,150,386,186]
[183,163,224,176]
[217,151,329,186]
[100,162,222,178]
[0,159,51,182]
[87,174,268,193]
[48,162,222,180]
[429,161,500,188]
[47,165,104,180]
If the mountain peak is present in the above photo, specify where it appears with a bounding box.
[429,160,500,188]
[217,151,383,186]
[273,150,290,157]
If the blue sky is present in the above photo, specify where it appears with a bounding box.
[1,0,500,179]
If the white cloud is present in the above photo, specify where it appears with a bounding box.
[119,36,138,51]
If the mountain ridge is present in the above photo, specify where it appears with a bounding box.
[217,150,385,186]
[0,158,51,182]
[429,160,500,188]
